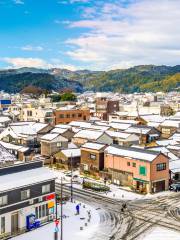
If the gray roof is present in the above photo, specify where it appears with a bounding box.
[105,145,162,162]
[0,143,17,163]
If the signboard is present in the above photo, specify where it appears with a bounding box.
[45,193,55,201]
[48,201,55,209]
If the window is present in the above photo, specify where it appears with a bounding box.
[72,114,76,118]
[156,163,166,171]
[113,140,118,145]
[46,204,49,216]
[0,195,8,206]
[133,162,136,167]
[27,111,32,116]
[162,128,170,134]
[46,112,52,117]
[1,216,5,234]
[78,113,82,118]
[42,184,50,194]
[66,114,70,118]
[139,166,147,176]
[59,114,64,118]
[35,207,38,219]
[90,154,96,160]
[35,205,48,219]
[42,205,46,217]
[57,142,62,147]
[127,162,130,166]
[39,205,42,218]
[21,189,30,200]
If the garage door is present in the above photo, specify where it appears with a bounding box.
[154,180,165,192]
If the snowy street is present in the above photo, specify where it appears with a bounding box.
[12,168,180,240]
[12,201,101,240]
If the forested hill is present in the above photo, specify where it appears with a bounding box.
[0,65,180,93]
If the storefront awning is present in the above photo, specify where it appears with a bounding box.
[133,178,149,183]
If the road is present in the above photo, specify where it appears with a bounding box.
[55,183,180,240]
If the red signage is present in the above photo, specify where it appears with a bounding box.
[45,193,55,201]
[55,220,59,226]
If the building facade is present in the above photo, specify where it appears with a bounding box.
[104,146,169,193]
[55,108,90,125]
[0,161,56,239]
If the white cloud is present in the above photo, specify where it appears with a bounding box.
[2,57,50,68]
[21,45,44,51]
[1,57,77,71]
[64,0,180,70]
[13,0,24,4]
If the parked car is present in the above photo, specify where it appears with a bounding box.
[169,183,180,192]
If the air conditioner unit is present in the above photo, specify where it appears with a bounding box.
[39,197,43,202]
[29,199,34,205]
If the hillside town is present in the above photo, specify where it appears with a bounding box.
[0,90,180,240]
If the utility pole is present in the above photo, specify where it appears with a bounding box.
[70,153,73,202]
[136,100,143,145]
[55,193,58,221]
[112,155,114,184]
[54,194,58,240]
[60,177,63,240]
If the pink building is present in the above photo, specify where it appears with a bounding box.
[105,146,169,193]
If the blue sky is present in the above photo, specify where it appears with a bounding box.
[0,0,180,70]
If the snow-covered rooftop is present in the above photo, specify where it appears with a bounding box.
[106,131,131,139]
[0,167,56,193]
[61,148,81,158]
[156,139,179,146]
[160,120,180,128]
[0,116,11,123]
[0,143,17,162]
[51,128,68,134]
[41,133,67,142]
[109,122,132,130]
[82,142,106,150]
[0,141,29,152]
[125,126,152,134]
[169,160,180,172]
[105,145,160,162]
[69,121,91,128]
[73,129,104,140]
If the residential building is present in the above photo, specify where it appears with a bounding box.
[40,133,68,157]
[159,120,180,138]
[80,142,106,175]
[106,131,139,146]
[95,97,119,120]
[104,145,169,193]
[72,129,113,146]
[54,148,81,169]
[125,125,160,144]
[0,141,31,162]
[0,122,53,150]
[21,107,55,125]
[0,160,56,238]
[54,107,90,125]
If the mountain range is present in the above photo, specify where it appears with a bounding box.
[0,65,180,93]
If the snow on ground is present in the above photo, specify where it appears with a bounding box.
[138,227,180,240]
[49,168,173,201]
[12,201,100,240]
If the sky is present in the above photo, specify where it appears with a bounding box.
[0,0,180,70]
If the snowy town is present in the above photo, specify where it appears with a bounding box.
[0,90,180,240]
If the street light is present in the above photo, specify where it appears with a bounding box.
[60,177,63,240]
[112,155,115,184]
[70,153,73,202]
